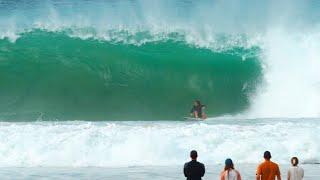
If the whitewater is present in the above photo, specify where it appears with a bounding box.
[0,119,320,167]
[0,119,320,179]
[1,0,320,179]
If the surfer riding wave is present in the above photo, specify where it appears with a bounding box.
[190,100,207,120]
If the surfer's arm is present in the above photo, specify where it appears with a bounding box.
[190,107,194,117]
[201,105,207,119]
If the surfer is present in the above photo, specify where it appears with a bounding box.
[190,100,206,119]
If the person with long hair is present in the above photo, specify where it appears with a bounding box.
[220,158,242,180]
[287,157,304,180]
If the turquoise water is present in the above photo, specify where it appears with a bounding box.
[0,30,261,120]
[1,0,319,120]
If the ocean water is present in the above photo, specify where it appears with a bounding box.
[1,0,320,121]
[1,0,320,179]
[0,30,261,120]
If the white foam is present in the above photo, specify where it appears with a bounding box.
[0,0,280,48]
[0,120,319,167]
[246,29,320,118]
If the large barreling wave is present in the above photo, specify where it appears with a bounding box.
[0,0,320,120]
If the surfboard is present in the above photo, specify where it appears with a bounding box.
[183,117,204,121]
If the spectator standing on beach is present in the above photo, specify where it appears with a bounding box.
[220,158,242,180]
[256,151,281,180]
[184,150,205,180]
[287,157,304,180]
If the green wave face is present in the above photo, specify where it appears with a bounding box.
[0,31,261,120]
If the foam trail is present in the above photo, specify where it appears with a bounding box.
[0,120,319,167]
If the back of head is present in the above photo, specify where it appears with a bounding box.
[190,150,198,160]
[291,157,299,166]
[264,151,272,160]
[224,158,234,171]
